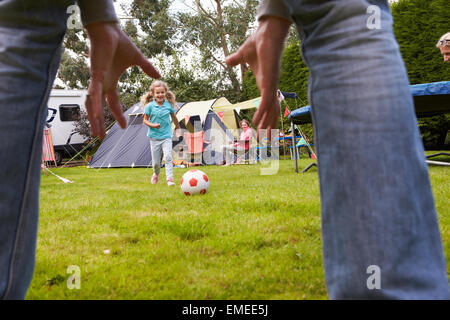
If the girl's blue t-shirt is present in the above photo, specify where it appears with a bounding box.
[144,100,175,139]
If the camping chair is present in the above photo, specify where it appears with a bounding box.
[184,131,204,166]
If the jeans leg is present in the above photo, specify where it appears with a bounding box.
[0,0,73,299]
[285,0,449,299]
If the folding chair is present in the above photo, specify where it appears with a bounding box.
[184,131,204,166]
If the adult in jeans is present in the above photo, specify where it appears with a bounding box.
[0,0,160,299]
[226,0,449,299]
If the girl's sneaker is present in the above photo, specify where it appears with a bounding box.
[167,177,175,186]
[151,173,159,184]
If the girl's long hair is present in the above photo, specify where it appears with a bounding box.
[141,80,177,107]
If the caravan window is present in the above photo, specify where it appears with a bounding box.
[59,104,80,122]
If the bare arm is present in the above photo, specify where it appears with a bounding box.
[143,114,160,129]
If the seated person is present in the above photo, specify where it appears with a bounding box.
[223,119,254,165]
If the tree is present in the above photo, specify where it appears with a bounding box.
[176,0,258,98]
[57,28,90,89]
[127,0,178,57]
[58,50,90,90]
[119,1,177,99]
[123,0,260,102]
[158,51,219,102]
[391,0,450,149]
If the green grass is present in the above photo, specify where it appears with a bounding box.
[27,157,450,299]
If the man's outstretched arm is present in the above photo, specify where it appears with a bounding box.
[226,16,291,134]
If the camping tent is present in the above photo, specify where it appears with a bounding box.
[176,97,240,134]
[173,98,238,165]
[88,102,157,168]
[89,98,237,168]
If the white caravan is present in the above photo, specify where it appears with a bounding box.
[46,89,87,164]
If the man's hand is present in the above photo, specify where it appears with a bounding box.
[225,16,291,138]
[85,22,161,140]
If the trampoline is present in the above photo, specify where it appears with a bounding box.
[288,81,450,171]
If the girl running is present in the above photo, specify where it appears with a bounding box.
[142,80,181,186]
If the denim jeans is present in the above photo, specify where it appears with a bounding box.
[0,0,72,299]
[150,138,174,181]
[284,0,449,299]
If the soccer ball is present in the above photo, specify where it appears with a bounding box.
[180,169,209,196]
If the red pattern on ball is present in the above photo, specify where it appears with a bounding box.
[203,175,208,182]
[200,189,206,194]
[189,178,198,187]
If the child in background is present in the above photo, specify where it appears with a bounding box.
[142,80,181,186]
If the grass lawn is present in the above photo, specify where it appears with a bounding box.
[27,156,450,299]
